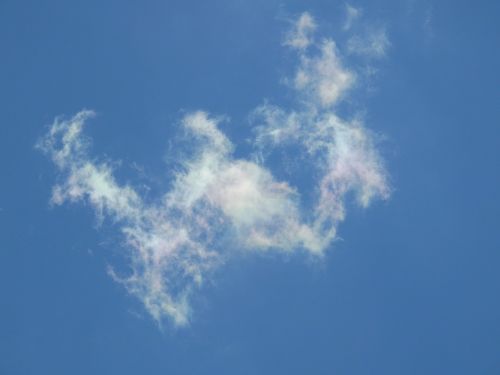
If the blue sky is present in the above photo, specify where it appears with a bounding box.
[1,0,500,374]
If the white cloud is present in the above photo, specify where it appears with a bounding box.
[284,12,316,50]
[38,11,390,327]
[292,39,355,107]
[37,111,202,326]
[254,12,389,256]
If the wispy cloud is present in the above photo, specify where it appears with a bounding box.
[38,12,390,327]
[347,27,390,59]
[343,3,362,31]
[423,5,434,39]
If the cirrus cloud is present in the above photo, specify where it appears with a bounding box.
[37,12,390,327]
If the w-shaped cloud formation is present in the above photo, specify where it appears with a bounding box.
[37,12,389,326]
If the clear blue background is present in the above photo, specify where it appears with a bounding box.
[1,0,499,374]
